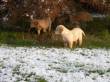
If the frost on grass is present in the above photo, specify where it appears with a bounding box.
[0,46,110,82]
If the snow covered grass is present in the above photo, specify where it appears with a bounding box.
[0,46,110,82]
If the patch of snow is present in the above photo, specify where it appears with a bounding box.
[92,13,106,18]
[0,46,110,82]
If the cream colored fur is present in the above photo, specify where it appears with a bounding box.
[55,25,85,48]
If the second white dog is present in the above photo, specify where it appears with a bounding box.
[55,25,85,48]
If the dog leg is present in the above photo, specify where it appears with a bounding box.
[43,29,47,33]
[49,26,51,32]
[48,17,51,32]
[64,42,68,47]
[37,29,41,35]
[28,27,32,32]
[68,42,73,48]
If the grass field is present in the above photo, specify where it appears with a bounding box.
[0,19,110,82]
[0,31,110,48]
[0,17,110,48]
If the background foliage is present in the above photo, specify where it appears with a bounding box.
[0,0,110,48]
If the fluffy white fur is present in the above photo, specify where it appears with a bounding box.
[55,25,85,48]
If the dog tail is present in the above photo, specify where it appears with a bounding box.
[79,30,86,46]
[82,30,86,38]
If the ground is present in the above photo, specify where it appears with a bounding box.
[0,45,110,82]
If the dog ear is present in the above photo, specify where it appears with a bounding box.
[59,27,63,33]
[33,21,38,26]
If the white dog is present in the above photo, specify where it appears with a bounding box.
[55,25,85,48]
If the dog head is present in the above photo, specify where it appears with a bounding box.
[55,25,65,35]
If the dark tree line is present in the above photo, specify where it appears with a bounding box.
[0,0,110,32]
[0,0,77,31]
[0,0,75,23]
